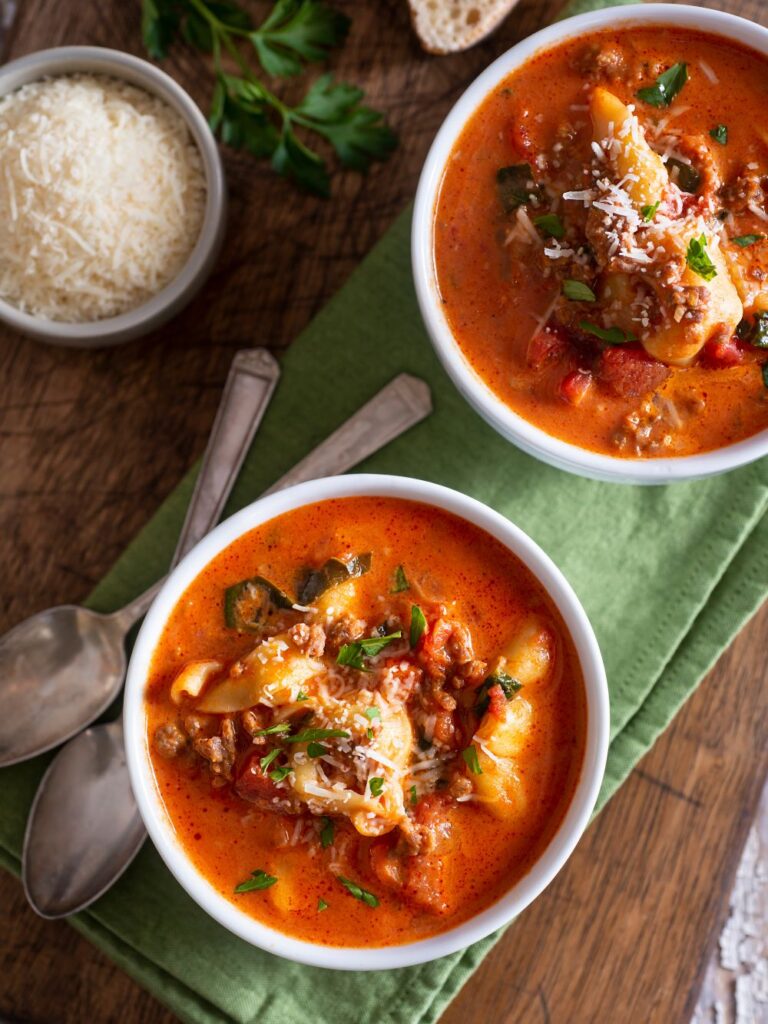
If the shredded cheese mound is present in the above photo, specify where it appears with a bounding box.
[0,74,206,322]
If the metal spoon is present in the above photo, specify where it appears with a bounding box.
[0,349,280,768]
[22,373,432,918]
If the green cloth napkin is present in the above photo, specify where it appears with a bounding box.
[2,3,767,1022]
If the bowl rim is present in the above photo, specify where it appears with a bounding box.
[0,45,226,346]
[412,3,768,484]
[124,473,609,971]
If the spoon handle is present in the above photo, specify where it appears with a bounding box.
[262,373,432,496]
[110,349,280,632]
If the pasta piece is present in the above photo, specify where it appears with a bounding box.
[289,695,412,837]
[314,578,361,621]
[494,615,554,688]
[170,660,222,704]
[643,227,742,365]
[474,695,534,759]
[472,749,528,820]
[721,245,768,315]
[198,633,323,712]
[590,87,668,207]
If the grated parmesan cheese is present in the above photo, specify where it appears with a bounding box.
[0,74,206,321]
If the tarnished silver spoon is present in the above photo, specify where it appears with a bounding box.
[0,349,280,768]
[22,373,432,918]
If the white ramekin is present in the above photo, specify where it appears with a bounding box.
[412,4,768,484]
[0,46,226,347]
[124,474,609,970]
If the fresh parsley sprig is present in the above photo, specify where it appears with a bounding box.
[141,0,397,195]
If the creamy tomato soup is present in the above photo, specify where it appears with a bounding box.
[434,27,768,457]
[145,497,586,946]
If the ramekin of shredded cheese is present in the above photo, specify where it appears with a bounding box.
[0,47,226,346]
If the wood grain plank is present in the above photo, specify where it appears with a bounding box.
[0,1,766,1022]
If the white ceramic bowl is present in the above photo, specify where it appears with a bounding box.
[0,46,226,347]
[412,4,768,484]
[124,474,609,970]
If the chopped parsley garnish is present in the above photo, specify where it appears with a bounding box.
[686,234,717,281]
[392,565,409,593]
[533,213,565,239]
[307,741,327,758]
[234,869,277,893]
[317,898,329,912]
[286,727,350,744]
[253,722,292,737]
[338,876,379,908]
[259,747,282,770]
[563,279,596,303]
[667,158,701,194]
[636,62,688,108]
[462,746,483,776]
[320,816,334,848]
[732,234,765,248]
[740,312,768,349]
[474,672,523,715]
[579,320,636,345]
[337,631,402,670]
[368,777,384,797]
[709,124,728,145]
[641,201,660,222]
[366,728,374,740]
[365,707,381,722]
[296,690,309,701]
[409,785,418,806]
[269,765,294,783]
[496,163,539,213]
[410,605,427,647]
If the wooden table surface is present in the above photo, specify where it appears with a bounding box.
[1,0,767,1021]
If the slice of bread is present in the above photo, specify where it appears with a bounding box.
[407,0,521,54]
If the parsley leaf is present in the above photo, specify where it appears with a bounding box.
[337,632,402,670]
[686,234,717,281]
[259,747,282,770]
[338,876,379,908]
[410,605,426,647]
[286,727,350,743]
[636,62,688,108]
[392,565,409,593]
[368,777,384,797]
[709,124,728,145]
[732,234,765,248]
[462,747,483,776]
[563,279,596,303]
[269,765,294,782]
[249,0,349,78]
[254,722,292,737]
[307,741,328,757]
[365,707,381,722]
[234,869,277,893]
[579,320,636,345]
[641,201,660,222]
[740,312,768,349]
[533,213,565,239]
[320,816,335,848]
[409,784,418,806]
[140,0,395,195]
[296,690,309,701]
[317,898,329,911]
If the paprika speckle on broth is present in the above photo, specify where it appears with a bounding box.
[145,497,586,946]
[434,27,768,458]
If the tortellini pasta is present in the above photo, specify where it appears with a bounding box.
[199,633,324,712]
[170,660,222,704]
[590,87,667,208]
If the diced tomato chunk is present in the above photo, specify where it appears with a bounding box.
[527,324,572,368]
[558,369,593,406]
[487,683,506,720]
[700,334,745,368]
[234,754,281,804]
[598,346,670,398]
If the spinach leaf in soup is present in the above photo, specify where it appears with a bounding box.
[496,163,539,214]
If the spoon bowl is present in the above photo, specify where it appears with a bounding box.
[0,606,127,767]
[23,718,145,918]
